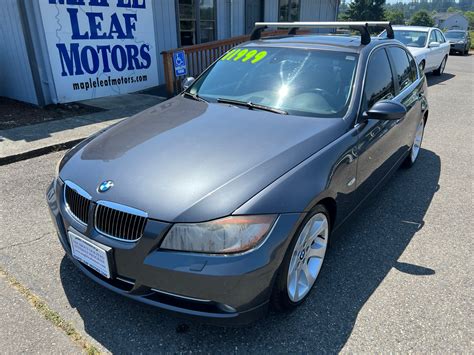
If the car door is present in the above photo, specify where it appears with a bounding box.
[426,29,441,70]
[354,48,402,201]
[386,46,425,155]
[435,29,450,60]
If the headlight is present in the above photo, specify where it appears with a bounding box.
[161,215,277,254]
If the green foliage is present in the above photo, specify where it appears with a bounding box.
[465,11,474,28]
[409,10,435,27]
[343,0,386,21]
[447,7,459,13]
[385,9,405,25]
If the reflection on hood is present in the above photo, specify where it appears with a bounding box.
[81,96,208,161]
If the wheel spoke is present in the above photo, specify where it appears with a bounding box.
[302,261,316,285]
[307,241,326,259]
[308,257,323,279]
[309,218,328,240]
[288,269,298,301]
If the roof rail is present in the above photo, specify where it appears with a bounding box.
[250,21,394,45]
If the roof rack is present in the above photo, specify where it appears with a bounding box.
[250,21,394,45]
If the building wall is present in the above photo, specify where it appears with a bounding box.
[231,0,246,36]
[264,0,279,22]
[0,0,38,104]
[217,0,232,39]
[300,0,338,22]
[152,0,179,85]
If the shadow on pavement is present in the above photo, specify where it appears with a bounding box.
[426,72,455,87]
[60,148,441,353]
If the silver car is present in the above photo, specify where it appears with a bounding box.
[381,26,450,75]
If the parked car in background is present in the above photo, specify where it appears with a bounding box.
[47,22,429,325]
[444,30,471,55]
[380,26,450,75]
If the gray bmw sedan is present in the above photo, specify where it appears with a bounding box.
[47,22,429,325]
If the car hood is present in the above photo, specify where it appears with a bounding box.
[60,96,346,222]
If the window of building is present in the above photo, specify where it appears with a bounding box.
[245,0,264,34]
[177,0,216,46]
[279,0,300,22]
[363,49,395,110]
[387,47,415,92]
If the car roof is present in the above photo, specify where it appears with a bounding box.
[243,34,399,54]
[392,25,433,32]
[445,29,466,33]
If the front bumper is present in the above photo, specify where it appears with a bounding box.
[47,179,303,325]
[450,43,466,51]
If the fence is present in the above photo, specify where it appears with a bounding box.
[161,35,249,95]
[161,30,301,95]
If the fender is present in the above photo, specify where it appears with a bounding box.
[234,123,360,229]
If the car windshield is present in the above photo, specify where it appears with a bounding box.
[392,30,428,48]
[445,32,465,39]
[189,47,359,118]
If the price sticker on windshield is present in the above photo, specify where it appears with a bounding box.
[221,49,268,64]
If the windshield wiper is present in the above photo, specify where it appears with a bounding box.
[217,98,288,115]
[182,91,208,103]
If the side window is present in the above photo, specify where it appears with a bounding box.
[429,30,437,44]
[363,49,395,111]
[436,30,446,43]
[408,52,418,82]
[387,47,415,92]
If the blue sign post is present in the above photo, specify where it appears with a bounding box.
[173,51,187,77]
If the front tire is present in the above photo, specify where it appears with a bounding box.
[434,56,447,76]
[403,118,425,168]
[271,205,330,310]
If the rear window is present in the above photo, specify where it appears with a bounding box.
[387,47,416,92]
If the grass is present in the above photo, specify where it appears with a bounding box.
[0,267,101,355]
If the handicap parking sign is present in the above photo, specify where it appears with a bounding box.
[173,51,187,77]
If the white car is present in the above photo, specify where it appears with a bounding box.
[381,26,450,75]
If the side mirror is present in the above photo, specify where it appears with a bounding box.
[429,41,440,48]
[364,100,407,121]
[182,76,195,90]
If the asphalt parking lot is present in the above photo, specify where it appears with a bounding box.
[1,54,473,353]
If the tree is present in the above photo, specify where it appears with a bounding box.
[385,9,405,25]
[343,0,386,22]
[465,11,474,28]
[409,10,434,27]
[447,6,458,13]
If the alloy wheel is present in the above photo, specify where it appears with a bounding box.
[287,213,329,302]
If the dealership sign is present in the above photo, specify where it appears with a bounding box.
[39,0,158,103]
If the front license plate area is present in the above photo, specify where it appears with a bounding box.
[68,231,111,279]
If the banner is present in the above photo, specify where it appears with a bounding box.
[39,0,158,103]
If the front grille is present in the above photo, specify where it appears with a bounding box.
[64,183,91,225]
[95,202,147,242]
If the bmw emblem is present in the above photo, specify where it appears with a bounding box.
[98,180,114,193]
